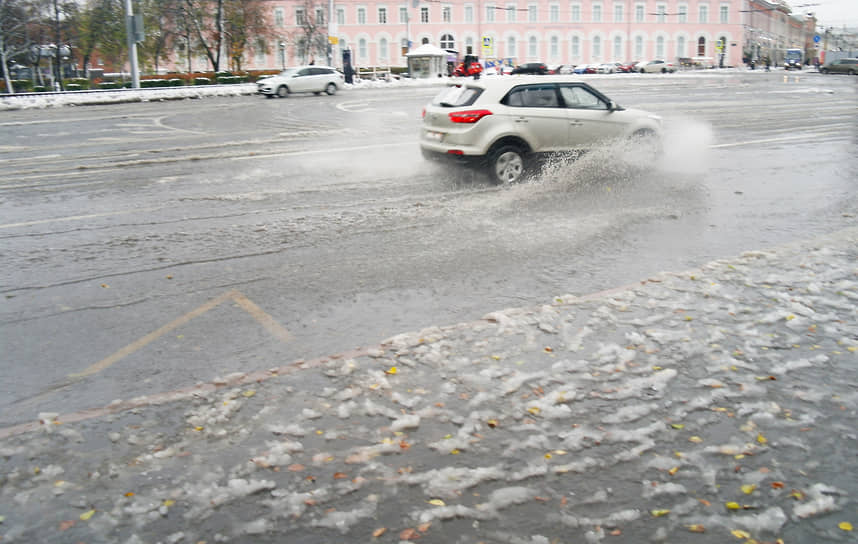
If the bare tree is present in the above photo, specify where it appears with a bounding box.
[289,0,328,66]
[182,0,224,72]
[0,0,37,93]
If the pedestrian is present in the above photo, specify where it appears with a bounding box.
[764,57,770,71]
[309,57,315,65]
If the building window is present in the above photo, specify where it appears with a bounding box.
[593,4,601,22]
[549,4,559,22]
[443,6,452,22]
[440,33,455,49]
[528,35,537,57]
[378,7,387,23]
[359,38,367,60]
[656,4,665,23]
[465,5,474,22]
[613,35,622,58]
[656,36,665,58]
[507,36,516,58]
[379,37,389,60]
[529,5,537,22]
[719,5,728,24]
[274,8,284,27]
[697,36,706,56]
[357,7,366,24]
[550,35,559,57]
[699,5,708,23]
[507,4,516,22]
[571,4,581,22]
[678,5,687,23]
[677,36,686,57]
[635,35,643,58]
[486,4,495,22]
[614,4,623,22]
[421,6,429,22]
[635,3,644,22]
[337,8,345,24]
[255,39,266,64]
[592,36,601,58]
[399,7,407,23]
[466,36,474,54]
[571,35,580,58]
[316,7,324,24]
[296,8,305,25]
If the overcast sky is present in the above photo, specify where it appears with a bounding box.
[787,0,858,28]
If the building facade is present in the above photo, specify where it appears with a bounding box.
[165,0,819,73]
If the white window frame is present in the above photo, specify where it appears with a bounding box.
[378,6,387,23]
[613,3,623,22]
[699,4,708,23]
[678,4,687,23]
[399,6,407,23]
[486,3,495,22]
[613,35,622,58]
[592,3,602,22]
[337,7,346,24]
[507,3,517,23]
[443,5,452,22]
[635,3,644,22]
[529,4,537,22]
[465,4,474,22]
[274,8,284,27]
[528,35,537,57]
[592,35,601,59]
[357,7,366,24]
[550,35,559,58]
[296,7,305,25]
[549,4,559,22]
[719,4,729,24]
[656,4,666,23]
[420,6,429,22]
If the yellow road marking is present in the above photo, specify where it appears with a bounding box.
[69,289,290,379]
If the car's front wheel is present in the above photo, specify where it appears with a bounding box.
[276,85,289,98]
[325,83,337,95]
[488,144,527,184]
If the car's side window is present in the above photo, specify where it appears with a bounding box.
[503,85,559,108]
[297,68,311,76]
[559,85,607,110]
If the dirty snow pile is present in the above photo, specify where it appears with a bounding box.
[0,228,856,543]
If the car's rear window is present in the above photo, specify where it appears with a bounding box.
[432,85,483,107]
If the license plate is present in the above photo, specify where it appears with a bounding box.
[425,130,444,142]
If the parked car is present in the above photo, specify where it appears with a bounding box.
[820,58,858,75]
[597,63,623,74]
[635,60,678,73]
[257,66,343,98]
[548,64,574,74]
[617,61,640,73]
[511,62,549,75]
[453,55,484,77]
[573,64,597,74]
[420,76,662,184]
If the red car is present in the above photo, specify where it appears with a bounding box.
[453,55,483,77]
[617,61,639,73]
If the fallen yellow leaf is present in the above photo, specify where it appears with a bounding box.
[725,501,741,510]
[163,500,175,507]
[428,499,445,506]
[668,466,679,476]
[689,436,703,443]
[671,423,685,430]
[741,484,757,495]
[372,527,387,538]
[731,529,751,539]
[385,366,398,375]
[79,509,95,521]
[839,522,853,531]
[687,524,705,533]
[242,390,256,397]
[650,509,670,517]
[757,433,768,445]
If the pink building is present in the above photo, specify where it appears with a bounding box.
[167,1,815,73]
[253,0,749,70]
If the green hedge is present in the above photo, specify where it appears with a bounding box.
[98,82,123,90]
[194,77,212,85]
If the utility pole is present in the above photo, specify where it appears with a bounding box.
[53,0,63,90]
[124,0,140,88]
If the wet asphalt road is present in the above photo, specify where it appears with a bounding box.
[1,71,856,426]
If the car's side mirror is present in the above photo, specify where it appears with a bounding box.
[608,101,618,111]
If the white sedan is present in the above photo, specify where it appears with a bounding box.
[635,60,678,73]
[257,65,344,98]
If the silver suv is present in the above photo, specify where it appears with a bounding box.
[420,76,662,183]
[257,65,344,98]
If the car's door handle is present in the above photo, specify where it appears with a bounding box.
[515,117,528,123]
[569,121,584,126]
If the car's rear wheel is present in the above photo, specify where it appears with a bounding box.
[821,68,829,74]
[277,85,289,98]
[850,69,857,76]
[488,144,527,184]
[325,83,337,95]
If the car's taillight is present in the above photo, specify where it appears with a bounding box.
[448,109,492,124]
[421,108,426,118]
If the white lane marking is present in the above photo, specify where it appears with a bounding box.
[336,101,372,112]
[230,141,412,161]
[0,207,164,229]
[709,131,845,148]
